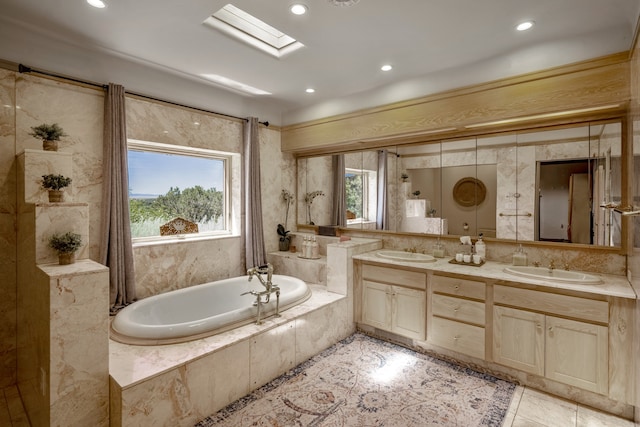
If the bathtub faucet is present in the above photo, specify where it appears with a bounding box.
[244,263,281,325]
[247,263,274,291]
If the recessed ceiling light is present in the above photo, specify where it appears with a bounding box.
[306,88,315,93]
[87,0,106,8]
[381,64,393,72]
[516,21,534,31]
[290,4,308,15]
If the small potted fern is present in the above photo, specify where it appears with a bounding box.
[29,123,67,151]
[48,231,82,265]
[41,174,72,202]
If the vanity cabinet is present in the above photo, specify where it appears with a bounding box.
[493,285,609,394]
[429,274,486,359]
[361,264,426,340]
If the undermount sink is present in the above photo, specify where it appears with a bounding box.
[503,266,602,284]
[376,250,437,263]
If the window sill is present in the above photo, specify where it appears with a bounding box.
[132,232,240,248]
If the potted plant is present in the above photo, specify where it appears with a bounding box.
[48,231,82,265]
[41,174,72,202]
[277,224,290,251]
[29,123,67,151]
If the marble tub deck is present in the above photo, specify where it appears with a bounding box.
[109,284,344,389]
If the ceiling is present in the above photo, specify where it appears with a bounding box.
[0,0,638,125]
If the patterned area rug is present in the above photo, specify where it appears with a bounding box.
[195,333,515,426]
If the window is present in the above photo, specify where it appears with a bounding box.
[127,140,233,241]
[345,168,377,224]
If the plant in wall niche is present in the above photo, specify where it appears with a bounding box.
[281,189,294,229]
[304,190,324,225]
[29,123,67,151]
[41,174,72,202]
[48,231,82,265]
[277,223,290,251]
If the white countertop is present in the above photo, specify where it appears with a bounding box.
[353,250,636,299]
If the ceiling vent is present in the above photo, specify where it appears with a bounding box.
[203,4,304,58]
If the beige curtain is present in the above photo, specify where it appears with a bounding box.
[244,117,267,269]
[99,83,136,312]
[331,154,346,226]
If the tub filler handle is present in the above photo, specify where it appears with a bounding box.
[242,264,282,325]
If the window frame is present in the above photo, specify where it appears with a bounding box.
[127,139,234,245]
[345,167,377,224]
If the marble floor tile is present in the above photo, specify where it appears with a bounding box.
[502,385,525,426]
[510,388,577,426]
[577,404,635,427]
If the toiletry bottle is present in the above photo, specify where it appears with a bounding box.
[512,244,528,266]
[302,236,308,257]
[433,239,445,258]
[475,234,486,261]
[311,236,319,258]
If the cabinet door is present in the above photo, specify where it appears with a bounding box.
[362,281,392,331]
[545,316,608,394]
[493,306,544,375]
[393,286,426,340]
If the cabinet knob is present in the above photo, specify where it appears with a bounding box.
[453,335,460,341]
[454,285,460,290]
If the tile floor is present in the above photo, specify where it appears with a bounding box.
[3,382,635,426]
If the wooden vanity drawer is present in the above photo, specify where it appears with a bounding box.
[430,317,485,359]
[432,294,485,326]
[494,285,608,324]
[362,264,426,290]
[432,275,485,300]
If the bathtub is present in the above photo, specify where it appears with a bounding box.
[110,274,311,345]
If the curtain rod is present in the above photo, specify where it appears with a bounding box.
[17,63,269,126]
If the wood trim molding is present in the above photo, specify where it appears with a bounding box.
[282,53,631,154]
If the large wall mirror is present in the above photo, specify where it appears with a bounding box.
[297,119,623,247]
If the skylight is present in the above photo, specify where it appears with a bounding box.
[203,4,304,58]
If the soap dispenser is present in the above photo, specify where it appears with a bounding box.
[512,244,528,266]
[432,239,445,258]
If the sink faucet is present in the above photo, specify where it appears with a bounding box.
[243,263,280,325]
[548,259,556,273]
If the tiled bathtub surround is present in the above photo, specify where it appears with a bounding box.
[109,285,352,427]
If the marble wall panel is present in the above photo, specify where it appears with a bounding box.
[249,322,296,389]
[0,69,17,389]
[45,263,110,427]
[515,145,536,241]
[34,204,90,264]
[16,75,105,261]
[295,298,355,365]
[17,150,73,207]
[132,236,244,299]
[0,212,17,388]
[117,339,251,427]
[261,127,296,253]
[126,98,243,154]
